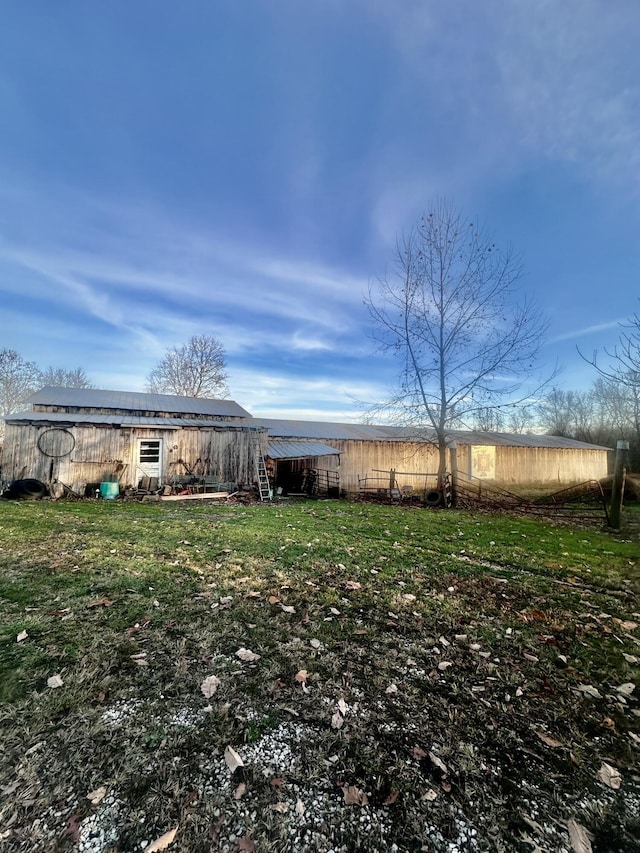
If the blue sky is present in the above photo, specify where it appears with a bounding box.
[0,1,638,420]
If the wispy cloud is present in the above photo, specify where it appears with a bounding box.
[230,366,388,420]
[550,319,625,343]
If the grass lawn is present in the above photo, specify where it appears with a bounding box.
[0,498,638,852]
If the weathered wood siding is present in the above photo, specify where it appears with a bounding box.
[267,437,610,493]
[493,446,609,485]
[2,423,263,489]
[279,439,439,493]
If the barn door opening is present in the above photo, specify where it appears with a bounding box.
[137,439,163,484]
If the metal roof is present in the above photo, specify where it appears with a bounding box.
[251,418,612,451]
[267,440,342,460]
[26,387,251,419]
[4,412,251,430]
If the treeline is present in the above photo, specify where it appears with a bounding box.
[472,378,638,467]
[538,380,639,469]
[0,349,93,438]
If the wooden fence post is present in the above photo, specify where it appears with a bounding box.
[609,440,629,529]
[448,441,458,506]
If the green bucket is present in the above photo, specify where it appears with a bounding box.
[100,481,120,500]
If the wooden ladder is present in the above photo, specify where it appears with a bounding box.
[249,431,272,501]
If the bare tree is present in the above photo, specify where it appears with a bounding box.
[367,200,550,482]
[0,349,41,445]
[0,349,41,416]
[580,302,640,389]
[506,403,535,434]
[39,366,95,388]
[579,303,640,467]
[146,334,229,398]
[472,406,505,432]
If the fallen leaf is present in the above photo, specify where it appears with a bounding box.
[294,669,308,683]
[329,607,340,616]
[234,783,247,800]
[345,580,362,591]
[272,801,288,813]
[428,752,448,775]
[310,639,321,649]
[411,745,428,760]
[567,817,593,853]
[224,745,244,772]
[86,786,107,805]
[596,762,622,790]
[575,684,602,699]
[47,674,64,689]
[337,698,348,715]
[281,604,296,614]
[16,630,28,643]
[295,798,305,816]
[613,619,638,631]
[147,826,179,852]
[237,837,256,852]
[64,814,82,843]
[200,675,221,698]
[623,653,639,664]
[342,785,368,806]
[437,661,453,671]
[268,595,280,605]
[51,608,71,618]
[383,789,400,805]
[423,788,438,802]
[616,682,635,697]
[236,648,260,662]
[535,731,563,748]
[385,683,399,694]
[331,710,344,729]
[86,596,113,609]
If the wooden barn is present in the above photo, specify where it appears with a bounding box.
[2,387,611,497]
[252,418,612,495]
[2,387,265,493]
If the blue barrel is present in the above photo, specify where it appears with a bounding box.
[100,481,120,500]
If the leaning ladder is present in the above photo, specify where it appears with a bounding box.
[249,431,272,501]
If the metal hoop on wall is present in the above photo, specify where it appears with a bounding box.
[37,428,76,458]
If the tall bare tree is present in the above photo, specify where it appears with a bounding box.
[146,334,229,398]
[579,303,640,466]
[367,200,550,482]
[580,302,640,389]
[0,349,41,416]
[0,349,41,445]
[39,366,95,388]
